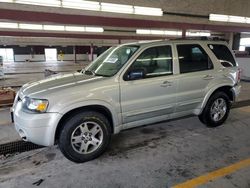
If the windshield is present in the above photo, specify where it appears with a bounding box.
[85,45,139,77]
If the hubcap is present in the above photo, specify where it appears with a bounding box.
[210,98,227,122]
[71,121,103,154]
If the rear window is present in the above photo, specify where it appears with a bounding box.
[208,44,236,66]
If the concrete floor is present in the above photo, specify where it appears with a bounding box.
[3,61,87,74]
[0,61,250,188]
[0,61,88,87]
[0,106,250,188]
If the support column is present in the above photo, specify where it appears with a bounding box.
[228,32,234,50]
[90,43,94,61]
[73,46,76,63]
[232,33,241,50]
[182,29,186,38]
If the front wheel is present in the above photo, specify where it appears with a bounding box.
[199,92,230,127]
[58,111,111,163]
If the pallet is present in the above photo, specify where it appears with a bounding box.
[0,103,13,108]
[0,88,16,108]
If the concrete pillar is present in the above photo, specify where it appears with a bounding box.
[228,33,234,50]
[182,29,186,38]
[73,46,76,63]
[90,43,94,61]
[232,33,241,50]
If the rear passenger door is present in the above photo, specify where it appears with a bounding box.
[175,43,215,112]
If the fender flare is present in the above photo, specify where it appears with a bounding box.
[52,100,122,144]
[198,84,234,115]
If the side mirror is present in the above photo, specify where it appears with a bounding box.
[127,69,145,80]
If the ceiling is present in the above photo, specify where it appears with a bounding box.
[0,0,250,46]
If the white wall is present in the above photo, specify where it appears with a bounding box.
[14,54,45,62]
[14,54,97,62]
[57,54,75,61]
[76,54,88,61]
[57,54,97,61]
[236,57,250,80]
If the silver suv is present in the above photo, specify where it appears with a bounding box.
[13,39,241,163]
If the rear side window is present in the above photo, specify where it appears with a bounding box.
[208,44,236,66]
[177,44,213,73]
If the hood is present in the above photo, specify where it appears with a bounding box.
[19,72,104,98]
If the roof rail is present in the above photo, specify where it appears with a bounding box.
[171,37,227,41]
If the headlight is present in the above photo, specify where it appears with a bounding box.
[22,97,49,113]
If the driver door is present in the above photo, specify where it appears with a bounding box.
[119,45,178,129]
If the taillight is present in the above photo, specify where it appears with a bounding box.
[237,68,241,83]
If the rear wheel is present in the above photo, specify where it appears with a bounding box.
[58,111,111,163]
[198,92,230,127]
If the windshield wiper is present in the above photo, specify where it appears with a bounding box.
[84,69,111,77]
[95,73,110,77]
[84,70,95,75]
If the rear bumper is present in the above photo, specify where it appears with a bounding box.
[231,84,241,102]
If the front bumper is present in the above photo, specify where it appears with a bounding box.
[13,101,62,146]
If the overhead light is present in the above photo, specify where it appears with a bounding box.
[209,14,229,22]
[0,0,163,17]
[0,22,18,29]
[19,23,43,30]
[136,29,182,36]
[15,0,61,7]
[200,32,211,37]
[0,21,104,33]
[65,26,85,32]
[165,30,182,36]
[186,31,211,37]
[136,29,151,35]
[44,25,65,31]
[85,27,104,33]
[246,18,250,24]
[228,16,246,23]
[134,6,163,16]
[151,30,165,35]
[0,0,14,2]
[101,3,133,14]
[62,0,100,11]
[209,13,250,24]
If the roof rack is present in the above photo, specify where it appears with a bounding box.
[171,36,227,41]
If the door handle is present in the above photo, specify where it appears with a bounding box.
[203,74,214,80]
[161,81,172,87]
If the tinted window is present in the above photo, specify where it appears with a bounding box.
[177,44,213,73]
[208,44,236,66]
[128,45,172,79]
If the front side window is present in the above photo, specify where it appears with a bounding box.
[208,44,236,66]
[177,44,213,73]
[86,45,139,77]
[127,45,173,79]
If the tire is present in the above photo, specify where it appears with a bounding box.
[198,92,230,127]
[58,111,111,163]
